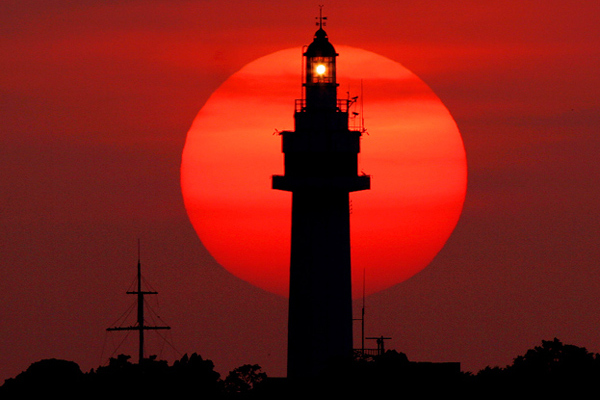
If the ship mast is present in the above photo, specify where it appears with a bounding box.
[107,241,170,364]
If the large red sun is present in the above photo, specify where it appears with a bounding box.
[181,46,466,298]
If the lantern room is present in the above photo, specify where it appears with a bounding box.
[303,27,339,109]
[304,27,337,85]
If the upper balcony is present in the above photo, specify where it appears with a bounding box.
[295,98,351,113]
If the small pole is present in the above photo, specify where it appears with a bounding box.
[361,269,365,354]
[137,239,144,364]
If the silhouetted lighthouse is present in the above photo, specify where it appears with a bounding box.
[272,15,370,378]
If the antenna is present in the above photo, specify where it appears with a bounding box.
[107,241,171,364]
[361,268,366,354]
[353,268,366,356]
[361,79,366,133]
[301,45,307,99]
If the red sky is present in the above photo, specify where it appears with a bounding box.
[1,0,599,382]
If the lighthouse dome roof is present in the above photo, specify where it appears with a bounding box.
[304,28,337,58]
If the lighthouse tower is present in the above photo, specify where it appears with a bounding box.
[272,16,370,378]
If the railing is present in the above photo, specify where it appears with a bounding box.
[295,99,350,113]
[353,348,382,358]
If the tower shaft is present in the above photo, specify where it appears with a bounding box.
[287,189,353,377]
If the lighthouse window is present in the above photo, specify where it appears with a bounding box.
[308,57,334,84]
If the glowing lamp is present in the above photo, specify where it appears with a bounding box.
[307,56,334,83]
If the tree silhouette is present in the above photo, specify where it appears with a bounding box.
[5,338,600,398]
[224,363,267,396]
[0,358,83,396]
[170,352,222,396]
[510,337,597,377]
[472,338,600,397]
[0,353,243,398]
[86,353,221,397]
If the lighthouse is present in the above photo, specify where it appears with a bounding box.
[272,16,370,378]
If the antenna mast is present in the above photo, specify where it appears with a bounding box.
[353,268,366,356]
[107,240,170,364]
[361,79,365,133]
[316,5,327,28]
[361,269,365,353]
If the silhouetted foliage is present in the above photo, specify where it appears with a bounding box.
[0,353,239,398]
[87,352,222,397]
[170,352,223,396]
[4,339,600,398]
[471,338,600,397]
[224,364,267,397]
[509,337,598,378]
[89,354,170,396]
[0,358,83,396]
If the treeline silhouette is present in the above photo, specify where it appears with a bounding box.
[0,353,265,398]
[2,338,599,398]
